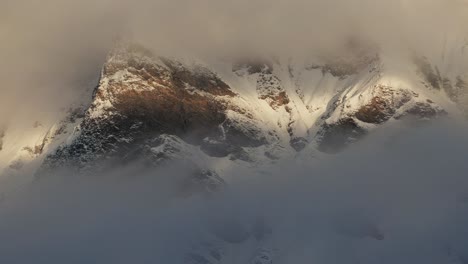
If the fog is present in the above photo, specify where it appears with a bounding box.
[1,1,468,263]
[0,120,467,263]
[1,0,468,123]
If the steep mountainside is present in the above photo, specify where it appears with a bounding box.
[2,39,466,180]
[39,40,461,171]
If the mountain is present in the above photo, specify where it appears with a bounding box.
[2,37,467,181]
[0,36,468,263]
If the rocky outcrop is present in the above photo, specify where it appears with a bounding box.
[256,73,290,110]
[41,43,270,175]
[354,85,414,124]
[402,101,447,119]
[318,118,367,153]
[317,85,447,153]
[234,59,290,110]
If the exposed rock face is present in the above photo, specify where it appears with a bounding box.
[404,102,447,119]
[233,59,290,110]
[40,43,279,189]
[123,134,194,165]
[44,45,237,169]
[97,44,234,145]
[317,84,447,153]
[355,85,413,124]
[318,118,367,153]
[221,114,268,147]
[257,73,290,110]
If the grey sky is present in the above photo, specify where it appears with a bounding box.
[1,0,467,122]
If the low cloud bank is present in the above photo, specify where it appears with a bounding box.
[0,120,467,263]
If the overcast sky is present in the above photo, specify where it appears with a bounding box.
[1,0,467,123]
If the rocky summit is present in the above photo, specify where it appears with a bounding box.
[2,37,467,181]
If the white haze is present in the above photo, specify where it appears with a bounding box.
[1,0,468,123]
[1,1,468,263]
[0,120,467,263]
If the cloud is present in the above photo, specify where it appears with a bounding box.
[0,0,467,262]
[0,2,467,261]
[0,120,467,263]
[1,0,467,125]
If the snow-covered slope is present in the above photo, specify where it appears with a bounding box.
[1,37,467,185]
[0,76,98,194]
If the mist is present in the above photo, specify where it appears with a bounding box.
[2,1,468,263]
[0,120,467,263]
[2,0,468,123]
